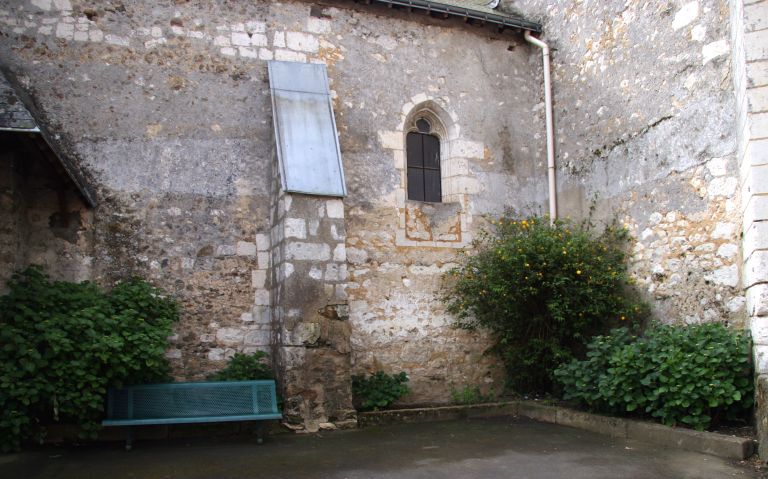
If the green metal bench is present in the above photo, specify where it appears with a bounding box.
[102,380,281,450]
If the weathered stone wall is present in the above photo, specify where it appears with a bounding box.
[506,0,745,326]
[0,0,279,379]
[333,12,546,402]
[0,133,92,291]
[732,0,768,372]
[269,170,355,431]
[729,0,768,458]
[0,0,544,405]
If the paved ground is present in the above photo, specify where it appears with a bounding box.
[0,417,760,479]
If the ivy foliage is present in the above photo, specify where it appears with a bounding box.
[352,371,410,411]
[555,323,753,431]
[443,215,646,394]
[0,267,178,452]
[208,351,274,381]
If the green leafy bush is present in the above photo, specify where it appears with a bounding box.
[0,267,178,452]
[554,323,753,430]
[208,351,273,381]
[444,215,645,394]
[352,371,410,411]
[450,385,496,405]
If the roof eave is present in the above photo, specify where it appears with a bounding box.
[359,0,542,34]
[0,68,98,208]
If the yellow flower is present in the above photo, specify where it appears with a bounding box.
[620,315,626,321]
[576,270,581,275]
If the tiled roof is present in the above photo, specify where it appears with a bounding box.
[0,71,37,131]
[361,0,541,33]
[431,0,499,15]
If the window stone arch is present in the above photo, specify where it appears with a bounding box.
[405,113,443,202]
[378,94,486,248]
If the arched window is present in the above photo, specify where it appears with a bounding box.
[406,117,441,202]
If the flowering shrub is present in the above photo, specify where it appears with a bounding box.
[443,215,646,393]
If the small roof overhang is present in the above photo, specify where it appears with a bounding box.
[351,0,542,34]
[0,69,96,207]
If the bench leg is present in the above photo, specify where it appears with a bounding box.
[255,422,264,445]
[125,427,133,451]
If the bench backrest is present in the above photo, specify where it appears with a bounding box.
[106,380,279,421]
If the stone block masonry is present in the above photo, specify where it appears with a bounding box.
[507,0,747,328]
[268,167,355,433]
[0,1,331,65]
[731,0,768,458]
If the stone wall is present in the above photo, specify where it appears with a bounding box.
[269,173,355,431]
[732,0,768,375]
[0,0,544,409]
[0,132,92,291]
[0,71,94,289]
[506,0,745,326]
[1,0,280,379]
[729,0,768,458]
[336,17,546,402]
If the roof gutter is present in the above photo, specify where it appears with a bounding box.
[524,30,557,223]
[0,126,41,133]
[362,0,542,33]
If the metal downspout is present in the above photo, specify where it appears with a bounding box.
[524,30,557,223]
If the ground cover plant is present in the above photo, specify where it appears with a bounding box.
[443,214,645,394]
[352,371,410,411]
[555,323,753,430]
[208,351,274,381]
[0,267,178,452]
[450,385,496,405]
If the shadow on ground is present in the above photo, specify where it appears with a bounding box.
[0,417,759,479]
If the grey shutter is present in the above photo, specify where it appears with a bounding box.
[407,132,424,201]
[423,135,441,202]
[406,132,441,203]
[268,61,347,197]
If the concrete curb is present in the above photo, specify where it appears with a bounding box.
[359,401,756,460]
[358,402,520,427]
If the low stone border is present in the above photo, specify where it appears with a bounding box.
[357,402,520,427]
[359,401,756,460]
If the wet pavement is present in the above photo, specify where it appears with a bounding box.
[0,417,759,479]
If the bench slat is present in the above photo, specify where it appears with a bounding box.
[103,413,282,427]
[103,380,281,425]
